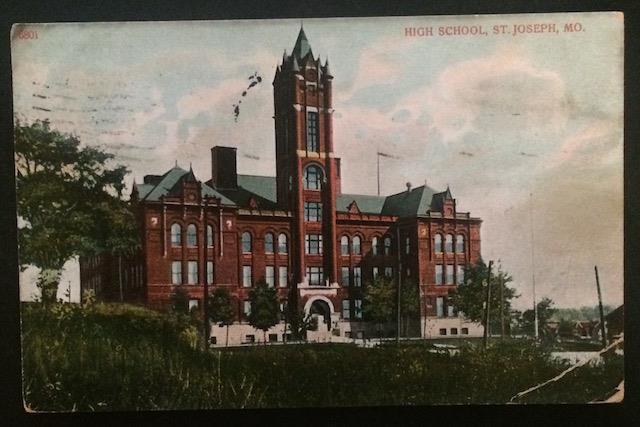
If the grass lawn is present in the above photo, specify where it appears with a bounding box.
[21,302,623,410]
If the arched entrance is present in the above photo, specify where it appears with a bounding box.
[304,296,335,336]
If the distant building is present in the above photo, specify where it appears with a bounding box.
[605,305,623,342]
[80,28,483,345]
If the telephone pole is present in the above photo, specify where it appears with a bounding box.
[529,192,539,340]
[483,260,493,349]
[500,273,505,340]
[594,266,607,348]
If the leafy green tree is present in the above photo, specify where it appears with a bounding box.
[400,279,420,337]
[208,287,235,346]
[449,260,517,337]
[248,280,280,344]
[522,297,557,342]
[363,277,395,337]
[170,286,190,316]
[558,318,575,339]
[15,119,135,300]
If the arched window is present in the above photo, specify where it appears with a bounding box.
[340,236,349,256]
[352,236,361,255]
[445,234,454,253]
[434,234,442,253]
[171,223,182,246]
[264,233,274,253]
[371,237,379,255]
[456,234,465,253]
[187,224,197,247]
[242,232,252,253]
[207,225,214,248]
[383,236,392,255]
[304,164,323,190]
[278,233,288,254]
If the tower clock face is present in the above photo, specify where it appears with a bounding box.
[306,69,317,81]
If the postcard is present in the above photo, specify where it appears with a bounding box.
[12,12,623,410]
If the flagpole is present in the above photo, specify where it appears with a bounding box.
[377,152,380,196]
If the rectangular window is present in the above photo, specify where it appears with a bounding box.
[305,234,323,254]
[278,266,288,288]
[304,201,322,222]
[306,266,324,286]
[405,237,410,254]
[341,267,350,287]
[439,328,447,336]
[353,267,362,287]
[451,328,458,335]
[447,304,455,318]
[268,333,278,342]
[188,299,199,311]
[245,334,255,343]
[354,299,363,319]
[384,267,393,278]
[461,327,469,335]
[242,265,252,287]
[207,261,214,284]
[435,265,443,285]
[306,111,319,152]
[243,300,252,317]
[372,267,379,281]
[171,261,182,285]
[342,300,350,319]
[446,265,454,284]
[187,261,198,284]
[457,265,465,285]
[436,297,444,318]
[265,266,275,288]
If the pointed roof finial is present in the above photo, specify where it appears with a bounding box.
[174,159,178,168]
[292,24,313,60]
[189,162,193,172]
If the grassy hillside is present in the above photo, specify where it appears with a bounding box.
[21,303,623,410]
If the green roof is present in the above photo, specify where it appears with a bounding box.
[337,185,442,218]
[237,174,277,203]
[292,27,313,60]
[336,194,387,214]
[137,166,234,205]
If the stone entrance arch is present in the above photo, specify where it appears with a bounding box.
[304,296,334,332]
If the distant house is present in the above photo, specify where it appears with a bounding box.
[605,305,623,342]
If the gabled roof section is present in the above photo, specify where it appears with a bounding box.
[292,26,313,61]
[381,185,439,218]
[211,174,279,210]
[139,166,234,205]
[430,187,454,212]
[336,194,387,214]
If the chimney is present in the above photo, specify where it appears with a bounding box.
[406,182,412,192]
[211,146,237,189]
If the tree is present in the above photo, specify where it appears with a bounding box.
[170,286,190,316]
[449,260,517,337]
[521,297,557,342]
[363,277,395,337]
[15,119,135,300]
[400,279,420,337]
[208,287,235,347]
[247,280,280,344]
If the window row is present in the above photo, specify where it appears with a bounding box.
[434,234,465,254]
[241,265,289,288]
[439,327,469,336]
[171,261,214,285]
[341,299,363,320]
[242,232,288,254]
[341,266,395,287]
[170,223,214,247]
[434,264,465,285]
[433,296,457,318]
[340,235,393,256]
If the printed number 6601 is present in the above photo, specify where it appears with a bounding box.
[17,30,38,39]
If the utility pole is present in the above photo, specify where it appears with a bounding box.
[529,192,539,340]
[594,266,607,348]
[396,227,402,345]
[483,260,493,349]
[68,280,71,303]
[203,197,210,351]
[377,152,380,196]
[500,272,505,340]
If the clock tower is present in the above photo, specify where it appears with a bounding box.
[273,27,340,286]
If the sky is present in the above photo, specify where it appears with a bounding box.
[13,13,623,310]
